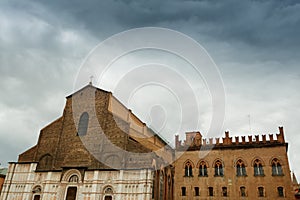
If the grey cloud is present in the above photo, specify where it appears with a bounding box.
[0,0,299,180]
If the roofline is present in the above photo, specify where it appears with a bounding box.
[66,84,111,99]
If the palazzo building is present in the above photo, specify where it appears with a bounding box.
[174,128,295,199]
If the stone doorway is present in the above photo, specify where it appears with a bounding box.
[33,195,40,200]
[104,196,112,200]
[65,187,77,200]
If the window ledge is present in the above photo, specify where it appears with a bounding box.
[272,174,284,176]
[254,174,265,177]
[236,175,248,177]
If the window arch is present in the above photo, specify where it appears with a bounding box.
[77,112,89,136]
[253,159,264,176]
[272,158,283,176]
[104,186,113,194]
[62,169,82,183]
[184,160,194,177]
[214,159,224,176]
[236,159,246,176]
[37,154,53,170]
[198,161,208,177]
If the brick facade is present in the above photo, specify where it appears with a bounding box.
[174,129,294,199]
[0,84,174,200]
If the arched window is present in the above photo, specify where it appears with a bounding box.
[198,161,208,177]
[104,186,113,200]
[69,175,79,183]
[77,112,89,136]
[214,160,224,176]
[272,158,283,176]
[37,154,53,170]
[277,186,284,197]
[236,159,247,176]
[240,186,246,197]
[32,186,42,200]
[253,159,264,176]
[184,161,193,177]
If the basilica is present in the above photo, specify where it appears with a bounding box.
[0,84,296,200]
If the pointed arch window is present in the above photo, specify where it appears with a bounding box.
[214,160,224,177]
[198,161,208,177]
[236,159,247,176]
[253,159,264,176]
[272,158,283,176]
[184,161,193,177]
[77,112,89,136]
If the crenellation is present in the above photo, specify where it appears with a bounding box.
[248,135,253,143]
[269,134,274,142]
[255,135,259,143]
[235,136,239,143]
[215,138,220,145]
[241,136,246,144]
[174,127,287,149]
[262,134,266,143]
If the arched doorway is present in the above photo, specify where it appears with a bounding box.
[32,185,42,200]
[103,186,113,200]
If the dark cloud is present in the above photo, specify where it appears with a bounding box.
[0,0,299,181]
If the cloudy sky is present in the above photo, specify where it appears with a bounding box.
[0,0,300,180]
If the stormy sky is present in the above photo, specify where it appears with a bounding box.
[0,0,300,180]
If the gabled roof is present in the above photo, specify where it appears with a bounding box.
[66,83,111,99]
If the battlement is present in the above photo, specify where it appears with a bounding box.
[175,126,286,150]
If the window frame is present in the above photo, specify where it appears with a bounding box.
[198,161,208,177]
[181,187,186,196]
[240,186,246,197]
[258,186,264,197]
[77,112,89,136]
[184,160,194,177]
[236,159,247,176]
[194,187,200,196]
[253,159,264,176]
[277,186,284,197]
[208,187,214,197]
[272,158,283,176]
[214,160,224,177]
